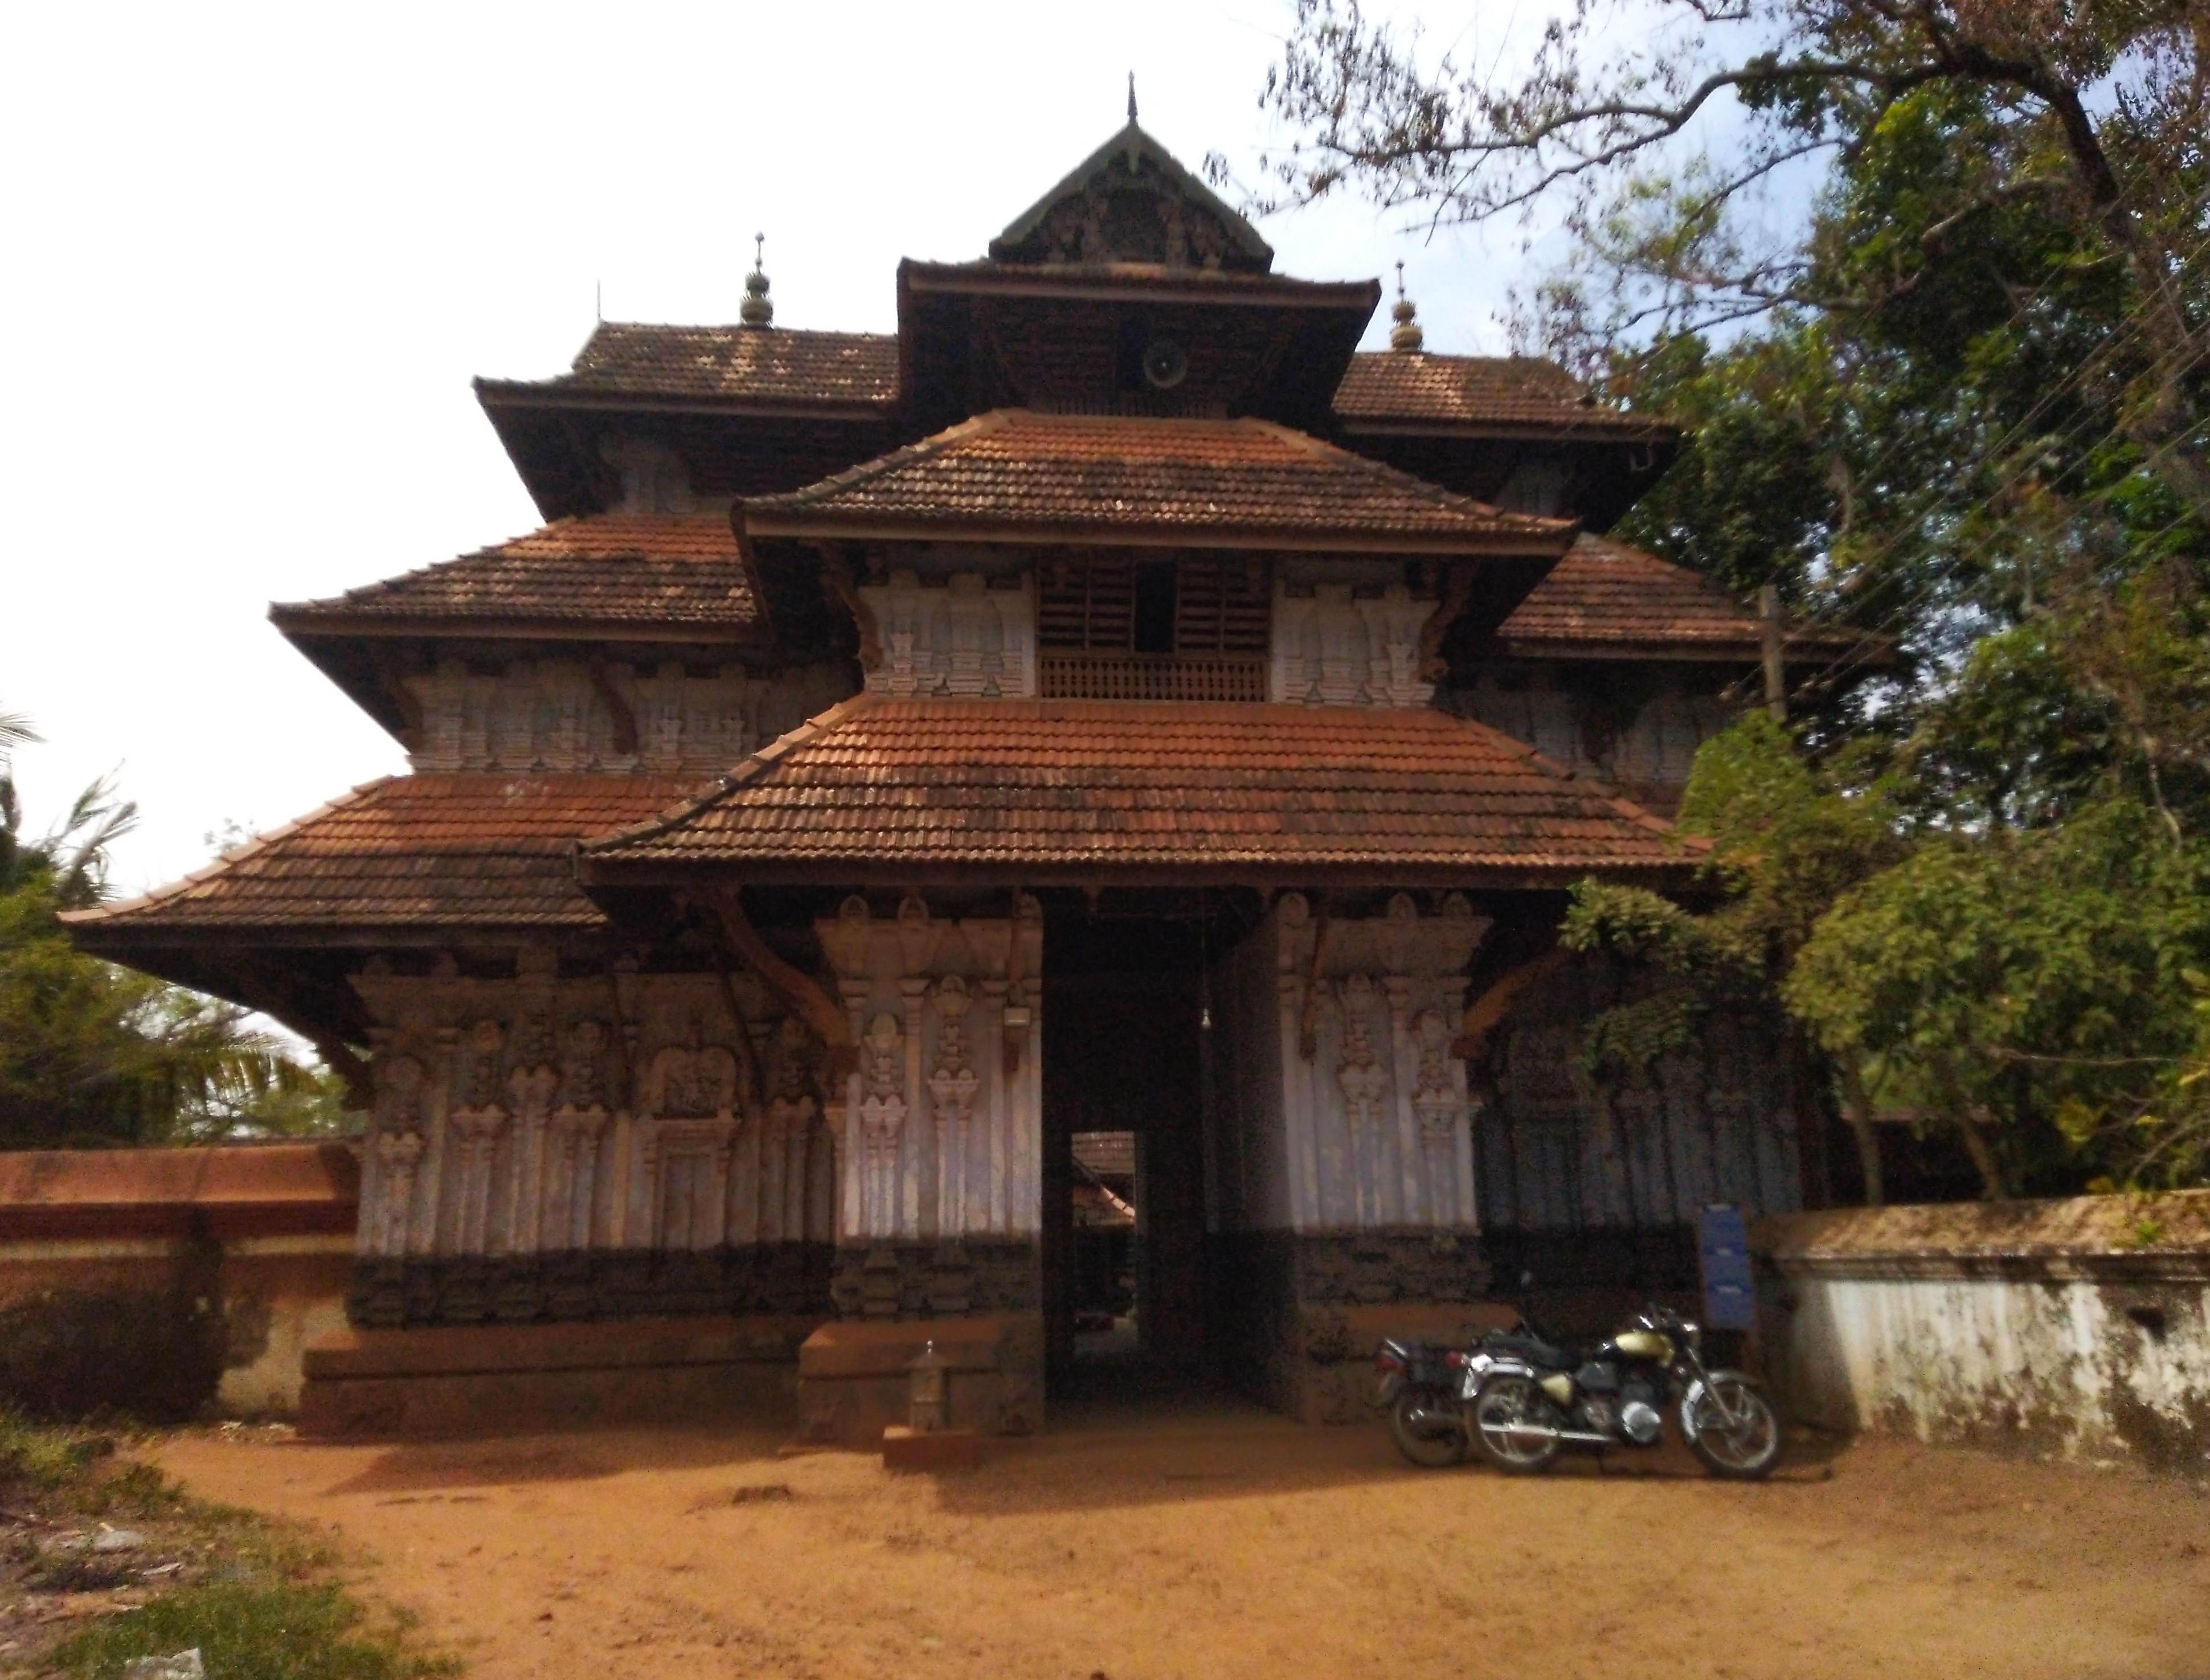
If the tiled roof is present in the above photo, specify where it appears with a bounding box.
[584,697,1689,880]
[492,323,899,406]
[64,775,700,935]
[1495,535,1858,654]
[1333,353,1670,433]
[743,410,1570,548]
[272,515,762,636]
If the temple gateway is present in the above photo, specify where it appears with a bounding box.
[68,114,1853,1437]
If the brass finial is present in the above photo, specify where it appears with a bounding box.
[741,232,774,329]
[1128,72,1138,124]
[1390,260,1424,353]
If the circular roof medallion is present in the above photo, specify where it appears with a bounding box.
[1141,339,1189,390]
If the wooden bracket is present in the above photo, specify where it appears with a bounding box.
[1297,912,1331,1061]
[702,887,856,1083]
[1452,947,1569,1063]
[586,657,641,756]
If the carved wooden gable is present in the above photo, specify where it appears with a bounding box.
[988,122,1273,272]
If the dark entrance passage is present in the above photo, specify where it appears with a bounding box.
[1040,907,1214,1401]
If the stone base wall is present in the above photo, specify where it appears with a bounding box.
[348,1242,835,1329]
[1211,1228,1495,1423]
[298,1314,816,1438]
[826,1240,1042,1321]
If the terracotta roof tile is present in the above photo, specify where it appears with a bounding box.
[1333,353,1669,433]
[65,775,701,935]
[1496,535,1858,655]
[511,323,899,406]
[273,515,761,636]
[744,410,1569,548]
[585,697,1688,880]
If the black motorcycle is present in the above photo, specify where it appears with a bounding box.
[1464,1303,1782,1480]
[1373,1335,1473,1467]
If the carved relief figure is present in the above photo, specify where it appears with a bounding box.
[1336,977,1392,1227]
[371,1054,427,1256]
[929,976,981,1240]
[857,1013,907,1236]
[504,1019,559,1255]
[766,1016,822,1244]
[648,1031,742,1120]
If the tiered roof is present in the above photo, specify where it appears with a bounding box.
[1492,535,1863,659]
[65,775,700,939]
[1333,354,1671,437]
[273,515,762,640]
[478,325,900,410]
[742,409,1569,552]
[580,696,1692,886]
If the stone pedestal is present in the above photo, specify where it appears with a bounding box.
[796,1314,1044,1444]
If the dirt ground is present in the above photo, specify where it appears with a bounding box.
[153,1402,2210,1680]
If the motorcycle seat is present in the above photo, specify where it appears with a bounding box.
[1486,1331,1575,1369]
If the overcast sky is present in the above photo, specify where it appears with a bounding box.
[2,0,1592,897]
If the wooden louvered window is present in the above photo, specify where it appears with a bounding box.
[1037,552,1271,700]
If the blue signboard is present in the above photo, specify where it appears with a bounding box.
[1696,1203,1758,1332]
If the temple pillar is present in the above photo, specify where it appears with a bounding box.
[1211,892,1509,1423]
[799,892,1046,1444]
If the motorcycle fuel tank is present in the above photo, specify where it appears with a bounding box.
[1613,1329,1675,1364]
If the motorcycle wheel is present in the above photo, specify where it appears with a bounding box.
[1684,1377,1783,1481]
[1388,1388,1468,1468]
[1467,1374,1562,1475]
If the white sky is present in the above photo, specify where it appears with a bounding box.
[1,0,1591,896]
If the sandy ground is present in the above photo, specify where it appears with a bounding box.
[154,1402,2210,1680]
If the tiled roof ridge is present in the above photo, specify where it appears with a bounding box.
[744,412,1015,516]
[1246,416,1572,535]
[59,778,400,927]
[274,512,737,619]
[581,693,888,857]
[575,321,896,357]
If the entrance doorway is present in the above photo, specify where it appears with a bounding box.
[1070,1130,1137,1359]
[1039,905,1213,1396]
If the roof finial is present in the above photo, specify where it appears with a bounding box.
[1390,260,1424,353]
[1128,72,1138,124]
[742,231,774,329]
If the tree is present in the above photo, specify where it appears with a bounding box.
[1249,3,2210,1194]
[0,712,345,1149]
[1785,797,2210,1193]
[1246,1,2209,517]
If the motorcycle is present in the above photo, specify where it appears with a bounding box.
[1463,1302,1782,1480]
[1373,1335,1477,1467]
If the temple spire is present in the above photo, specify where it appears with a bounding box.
[741,232,774,329]
[1390,260,1425,353]
[1128,72,1138,124]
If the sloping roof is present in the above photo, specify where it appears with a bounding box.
[1333,353,1670,435]
[1493,535,1863,657]
[742,409,1571,551]
[271,515,762,638]
[63,775,700,937]
[484,323,900,407]
[583,696,1688,882]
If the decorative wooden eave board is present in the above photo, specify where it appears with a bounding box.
[900,261,1379,312]
[738,514,1571,557]
[473,380,898,426]
[269,614,770,648]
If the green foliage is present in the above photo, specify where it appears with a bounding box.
[52,1583,455,1680]
[1785,799,2210,1190]
[0,712,347,1149]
